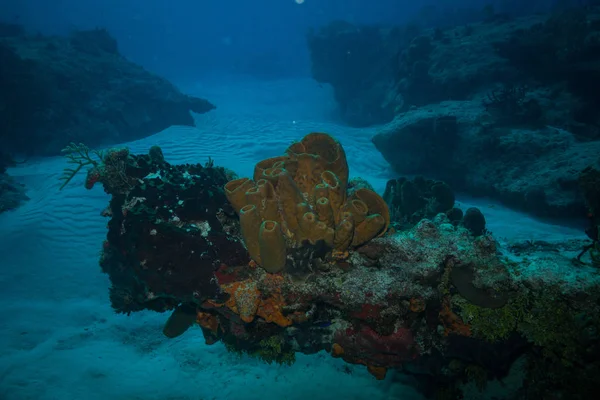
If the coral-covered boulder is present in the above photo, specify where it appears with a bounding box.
[68,133,600,399]
[383,176,456,229]
[88,147,247,314]
[0,28,215,156]
[373,101,600,219]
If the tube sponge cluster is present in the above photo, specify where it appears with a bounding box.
[224,132,390,273]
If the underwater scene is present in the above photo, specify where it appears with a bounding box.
[2,0,600,399]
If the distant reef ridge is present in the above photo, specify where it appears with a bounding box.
[0,25,215,156]
[307,7,600,137]
[309,7,600,219]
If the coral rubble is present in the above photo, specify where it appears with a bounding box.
[70,133,600,399]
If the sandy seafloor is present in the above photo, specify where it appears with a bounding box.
[0,76,587,400]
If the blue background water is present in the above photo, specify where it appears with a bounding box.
[0,1,591,399]
[2,0,558,82]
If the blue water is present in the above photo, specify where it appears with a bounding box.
[0,1,592,399]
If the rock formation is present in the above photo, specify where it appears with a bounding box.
[309,7,600,219]
[0,25,215,156]
[64,132,600,399]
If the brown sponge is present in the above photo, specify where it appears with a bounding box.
[224,132,389,272]
[259,220,287,273]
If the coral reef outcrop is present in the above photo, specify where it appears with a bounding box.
[68,133,600,399]
[384,176,456,228]
[383,175,488,236]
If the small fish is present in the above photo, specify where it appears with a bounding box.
[314,320,332,328]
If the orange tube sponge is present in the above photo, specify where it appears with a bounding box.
[256,179,279,221]
[312,183,329,205]
[239,204,262,265]
[321,171,346,223]
[352,188,390,236]
[277,171,306,233]
[315,221,335,247]
[315,196,333,226]
[352,214,386,247]
[262,166,286,185]
[333,217,354,252]
[344,199,368,224]
[259,220,287,273]
[225,178,255,214]
[224,132,389,272]
[299,211,319,243]
[292,153,323,196]
[245,186,263,211]
[286,132,349,190]
[253,155,289,181]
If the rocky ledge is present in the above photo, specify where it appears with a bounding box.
[372,101,600,219]
[0,25,215,156]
